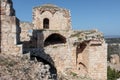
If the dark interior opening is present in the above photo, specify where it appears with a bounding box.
[30,56,57,79]
[44,33,66,46]
[77,42,87,53]
[43,18,49,29]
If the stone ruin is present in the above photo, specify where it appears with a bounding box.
[108,54,120,71]
[0,0,107,80]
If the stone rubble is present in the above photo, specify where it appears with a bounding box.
[0,54,56,80]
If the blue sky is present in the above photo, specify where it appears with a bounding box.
[12,0,120,35]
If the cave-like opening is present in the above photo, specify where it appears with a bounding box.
[44,33,66,46]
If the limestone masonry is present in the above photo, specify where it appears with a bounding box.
[0,0,107,80]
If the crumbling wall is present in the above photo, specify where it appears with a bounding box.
[88,41,107,80]
[32,4,71,30]
[76,42,89,76]
[44,44,73,73]
[0,1,107,80]
[37,30,71,48]
[108,54,120,71]
[20,22,33,42]
[0,0,15,16]
[0,0,22,55]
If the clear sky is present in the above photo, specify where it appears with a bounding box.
[12,0,120,35]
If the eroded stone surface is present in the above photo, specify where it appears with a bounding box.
[108,54,120,71]
[0,0,107,80]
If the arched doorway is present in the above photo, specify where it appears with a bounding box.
[44,33,66,46]
[43,18,49,29]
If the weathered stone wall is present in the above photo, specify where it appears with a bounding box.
[88,41,107,80]
[36,28,107,80]
[32,4,71,30]
[20,22,34,42]
[0,0,15,16]
[37,30,71,48]
[76,43,89,76]
[44,44,73,73]
[0,0,107,80]
[108,54,120,71]
[0,0,22,55]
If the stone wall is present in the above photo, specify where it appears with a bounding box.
[108,54,120,71]
[0,0,107,80]
[32,4,71,30]
[20,22,34,42]
[44,44,73,73]
[37,30,71,48]
[0,0,22,55]
[0,0,15,16]
[36,29,107,80]
[76,42,89,76]
[88,41,107,80]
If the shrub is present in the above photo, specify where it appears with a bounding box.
[70,72,77,77]
[107,66,120,80]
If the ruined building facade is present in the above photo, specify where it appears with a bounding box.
[0,0,107,80]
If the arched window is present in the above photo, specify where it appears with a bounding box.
[43,18,49,29]
[44,33,66,46]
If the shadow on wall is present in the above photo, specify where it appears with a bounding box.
[22,30,38,50]
[0,11,1,53]
[76,42,87,54]
[20,30,57,79]
[76,41,87,63]
[16,18,21,44]
[75,41,88,75]
[44,33,66,47]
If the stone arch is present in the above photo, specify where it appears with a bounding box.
[44,33,66,46]
[43,18,49,29]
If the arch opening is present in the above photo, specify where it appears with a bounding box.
[44,33,66,46]
[43,18,49,29]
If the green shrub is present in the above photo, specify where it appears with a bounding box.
[70,72,77,77]
[53,46,57,48]
[107,66,120,80]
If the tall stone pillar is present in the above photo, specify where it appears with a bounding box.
[88,40,107,80]
[0,0,22,55]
